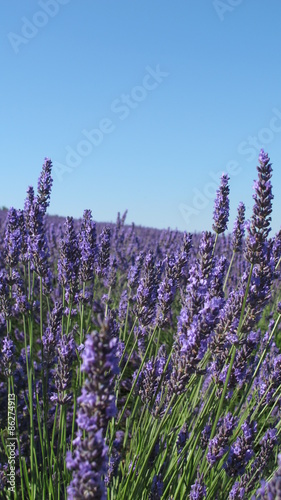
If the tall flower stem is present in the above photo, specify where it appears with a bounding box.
[223,251,235,292]
[212,232,218,257]
[39,276,48,487]
[117,326,159,425]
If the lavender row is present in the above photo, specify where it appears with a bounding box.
[0,151,281,498]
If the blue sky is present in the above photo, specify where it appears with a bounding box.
[1,0,281,235]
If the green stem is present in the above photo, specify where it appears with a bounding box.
[117,326,159,425]
[212,232,218,257]
[223,251,235,292]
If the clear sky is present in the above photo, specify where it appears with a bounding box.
[1,1,281,235]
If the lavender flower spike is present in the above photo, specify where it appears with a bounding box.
[212,173,230,234]
[232,202,246,253]
[189,472,207,500]
[4,208,22,268]
[67,317,119,499]
[245,149,273,263]
[37,157,53,214]
[242,152,275,316]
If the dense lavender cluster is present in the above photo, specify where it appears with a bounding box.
[0,151,281,498]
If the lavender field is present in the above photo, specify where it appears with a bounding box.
[1,150,281,499]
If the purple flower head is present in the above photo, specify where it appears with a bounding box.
[156,274,176,328]
[169,315,203,399]
[23,185,51,286]
[245,150,274,264]
[79,209,97,283]
[78,316,119,431]
[209,256,227,299]
[1,337,15,376]
[271,228,281,271]
[128,251,144,289]
[104,255,118,288]
[190,473,207,500]
[170,232,192,284]
[207,412,237,466]
[135,344,169,415]
[67,317,119,499]
[224,419,257,477]
[58,216,80,299]
[96,226,111,277]
[136,252,158,326]
[24,186,35,224]
[248,242,274,314]
[232,202,246,253]
[178,315,200,355]
[51,333,76,405]
[66,428,108,500]
[260,427,277,452]
[4,208,22,267]
[37,157,53,214]
[212,173,230,234]
[150,473,164,499]
[229,482,245,499]
[199,231,215,279]
[0,270,12,322]
[11,270,29,316]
